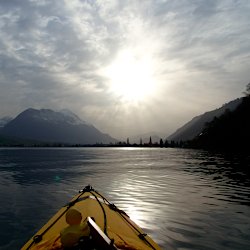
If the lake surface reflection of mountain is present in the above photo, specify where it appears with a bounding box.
[0,147,249,250]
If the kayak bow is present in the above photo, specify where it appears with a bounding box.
[21,185,161,250]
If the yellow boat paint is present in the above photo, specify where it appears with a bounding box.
[21,185,161,250]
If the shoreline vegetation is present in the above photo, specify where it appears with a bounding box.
[0,136,171,148]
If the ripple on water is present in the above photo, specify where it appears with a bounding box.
[0,147,250,250]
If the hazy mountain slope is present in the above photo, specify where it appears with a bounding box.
[189,96,250,152]
[0,116,12,128]
[0,108,116,144]
[168,98,242,142]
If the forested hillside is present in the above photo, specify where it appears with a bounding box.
[188,95,250,152]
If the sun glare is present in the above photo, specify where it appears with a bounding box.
[103,50,155,103]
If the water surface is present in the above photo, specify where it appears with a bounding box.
[0,147,249,249]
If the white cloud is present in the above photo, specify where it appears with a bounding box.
[0,0,250,138]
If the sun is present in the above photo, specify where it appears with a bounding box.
[103,50,155,103]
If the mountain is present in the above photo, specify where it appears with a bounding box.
[0,108,117,145]
[167,98,243,142]
[0,116,12,128]
[188,96,250,152]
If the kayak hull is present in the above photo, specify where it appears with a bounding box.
[21,185,161,250]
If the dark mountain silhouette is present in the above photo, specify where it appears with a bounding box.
[167,98,242,142]
[0,108,117,145]
[188,96,250,152]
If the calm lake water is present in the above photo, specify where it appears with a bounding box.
[0,147,250,250]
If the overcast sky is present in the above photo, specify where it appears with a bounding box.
[0,0,250,139]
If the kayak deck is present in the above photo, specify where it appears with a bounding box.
[21,185,161,250]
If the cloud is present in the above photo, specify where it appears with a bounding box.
[0,0,250,138]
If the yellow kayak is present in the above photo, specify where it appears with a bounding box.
[21,185,161,250]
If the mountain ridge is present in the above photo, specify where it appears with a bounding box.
[167,98,243,142]
[188,96,250,152]
[0,108,117,145]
